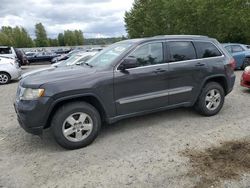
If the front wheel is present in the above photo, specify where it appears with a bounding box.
[195,82,225,116]
[51,102,101,150]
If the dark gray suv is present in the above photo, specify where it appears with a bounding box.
[14,35,236,149]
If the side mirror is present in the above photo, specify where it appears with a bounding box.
[119,57,138,71]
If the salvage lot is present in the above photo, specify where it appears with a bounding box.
[0,65,250,187]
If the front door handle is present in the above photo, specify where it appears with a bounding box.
[195,62,205,67]
[154,68,166,73]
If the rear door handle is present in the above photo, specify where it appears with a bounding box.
[195,62,205,67]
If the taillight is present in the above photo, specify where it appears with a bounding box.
[229,58,236,70]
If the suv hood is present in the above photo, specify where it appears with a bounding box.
[21,66,96,87]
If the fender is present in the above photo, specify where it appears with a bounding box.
[191,74,228,106]
[44,92,110,126]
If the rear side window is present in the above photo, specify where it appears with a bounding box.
[195,42,222,58]
[231,45,244,53]
[168,41,196,62]
[0,47,11,54]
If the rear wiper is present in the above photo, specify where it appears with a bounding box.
[83,62,93,68]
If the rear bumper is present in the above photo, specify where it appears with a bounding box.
[10,68,22,80]
[227,74,236,94]
[241,72,250,88]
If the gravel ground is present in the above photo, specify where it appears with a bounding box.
[0,65,250,188]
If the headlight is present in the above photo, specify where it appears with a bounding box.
[20,87,45,100]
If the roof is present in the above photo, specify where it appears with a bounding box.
[122,35,211,44]
[222,43,245,46]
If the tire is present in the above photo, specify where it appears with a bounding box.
[195,82,225,116]
[242,58,250,70]
[51,102,101,150]
[0,72,11,85]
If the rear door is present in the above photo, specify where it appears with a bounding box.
[166,41,208,106]
[114,41,169,115]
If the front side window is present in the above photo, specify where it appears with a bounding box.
[168,41,196,62]
[225,46,232,53]
[232,45,244,53]
[195,42,222,58]
[128,42,163,67]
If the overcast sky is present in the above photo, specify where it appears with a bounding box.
[0,0,134,38]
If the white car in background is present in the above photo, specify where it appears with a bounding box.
[0,56,21,84]
[0,46,17,59]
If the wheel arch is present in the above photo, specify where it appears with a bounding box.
[193,75,229,106]
[201,75,228,95]
[45,94,108,129]
[0,71,11,79]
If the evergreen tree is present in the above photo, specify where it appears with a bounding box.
[35,23,48,47]
[124,0,250,43]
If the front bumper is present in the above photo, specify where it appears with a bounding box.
[14,97,53,135]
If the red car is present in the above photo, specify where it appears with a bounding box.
[241,66,250,88]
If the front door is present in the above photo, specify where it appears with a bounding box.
[114,42,169,116]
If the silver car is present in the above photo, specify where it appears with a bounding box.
[0,56,21,84]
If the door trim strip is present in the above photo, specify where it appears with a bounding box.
[117,86,192,105]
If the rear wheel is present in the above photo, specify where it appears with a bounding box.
[51,102,101,149]
[195,82,225,116]
[242,58,250,70]
[0,72,10,85]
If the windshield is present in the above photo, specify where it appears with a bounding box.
[57,54,82,66]
[85,42,133,68]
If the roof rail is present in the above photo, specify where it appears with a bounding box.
[152,35,209,39]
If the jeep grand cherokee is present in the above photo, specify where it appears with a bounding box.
[14,35,236,149]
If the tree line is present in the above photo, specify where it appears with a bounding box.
[0,23,84,47]
[125,0,250,44]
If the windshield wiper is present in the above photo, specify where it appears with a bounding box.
[83,62,93,68]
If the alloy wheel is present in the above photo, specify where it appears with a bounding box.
[62,112,93,142]
[205,89,221,111]
[0,73,9,84]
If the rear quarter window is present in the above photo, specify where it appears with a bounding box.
[194,42,222,58]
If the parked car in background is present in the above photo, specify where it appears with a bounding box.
[86,47,103,52]
[0,56,21,84]
[54,48,71,54]
[27,52,59,63]
[15,49,29,66]
[21,52,98,78]
[15,35,235,149]
[53,51,97,67]
[51,50,83,64]
[223,43,250,69]
[0,46,17,59]
[241,66,250,88]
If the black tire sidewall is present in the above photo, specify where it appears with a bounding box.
[52,102,101,149]
[196,82,225,116]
